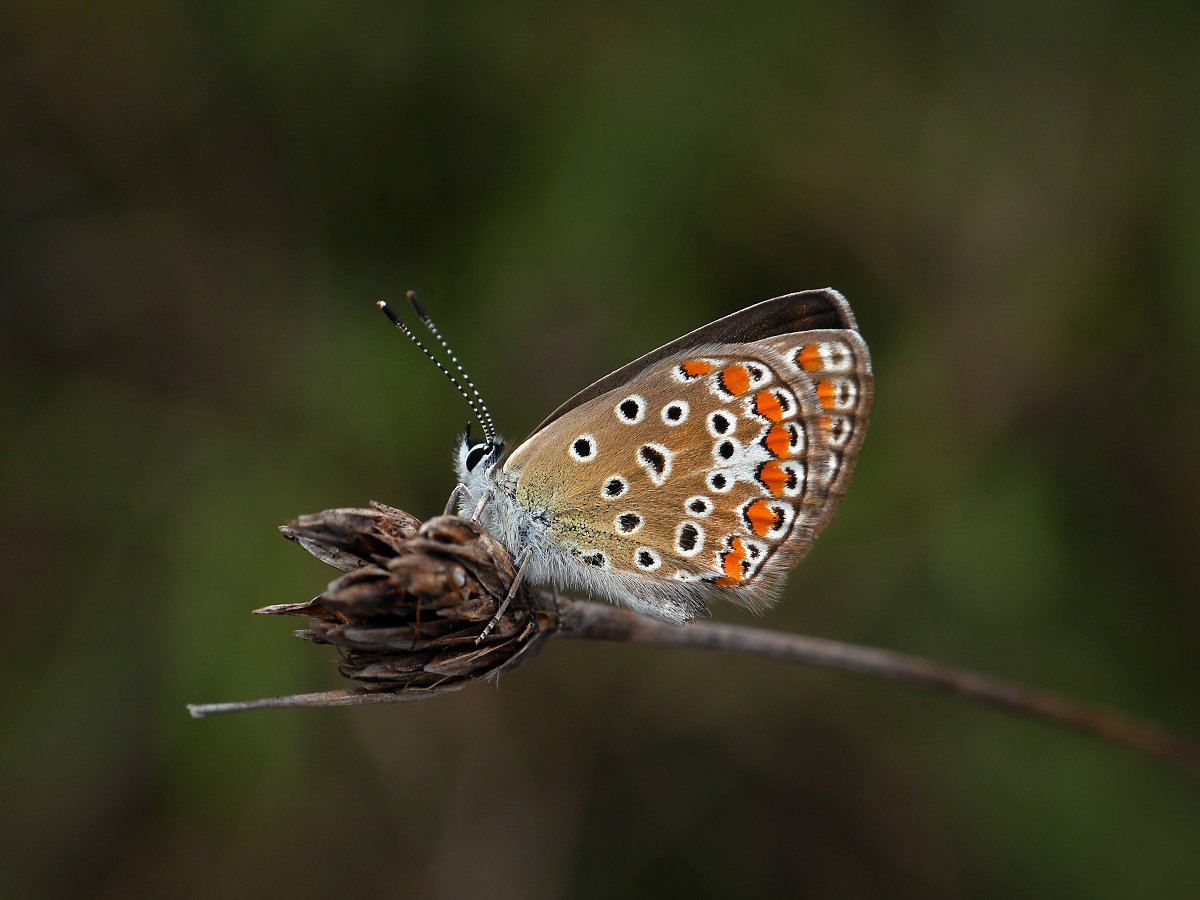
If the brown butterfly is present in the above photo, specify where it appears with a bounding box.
[380,289,873,628]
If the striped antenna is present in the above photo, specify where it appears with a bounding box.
[376,300,496,444]
[406,291,497,442]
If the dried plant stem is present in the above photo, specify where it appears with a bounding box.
[189,594,1200,775]
[554,596,1200,774]
[188,684,466,717]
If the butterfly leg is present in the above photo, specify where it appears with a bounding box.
[470,488,493,522]
[476,545,532,644]
[444,483,465,516]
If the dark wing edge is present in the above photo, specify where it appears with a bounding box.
[528,288,860,436]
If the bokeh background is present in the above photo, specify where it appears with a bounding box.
[4,2,1199,897]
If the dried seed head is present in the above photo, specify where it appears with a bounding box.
[266,502,553,694]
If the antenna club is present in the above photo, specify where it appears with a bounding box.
[406,290,430,321]
[377,301,408,330]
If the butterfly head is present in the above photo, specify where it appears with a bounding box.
[454,423,505,484]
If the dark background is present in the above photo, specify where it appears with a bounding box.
[3,2,1199,898]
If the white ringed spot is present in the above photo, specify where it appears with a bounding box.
[569,434,598,462]
[675,521,705,557]
[615,395,646,424]
[712,437,741,464]
[634,547,662,572]
[636,442,673,486]
[601,475,628,500]
[707,470,734,493]
[661,401,689,426]
[614,511,644,535]
[707,410,737,438]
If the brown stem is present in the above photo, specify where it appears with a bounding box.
[187,684,466,718]
[554,596,1200,774]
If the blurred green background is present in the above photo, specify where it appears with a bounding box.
[3,2,1199,897]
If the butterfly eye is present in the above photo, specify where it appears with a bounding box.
[465,443,490,471]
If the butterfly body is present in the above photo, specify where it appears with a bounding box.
[452,289,873,626]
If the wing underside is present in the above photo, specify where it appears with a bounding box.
[503,324,872,614]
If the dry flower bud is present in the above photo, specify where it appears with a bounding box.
[264,502,554,695]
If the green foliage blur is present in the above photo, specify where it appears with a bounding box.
[3,2,1198,897]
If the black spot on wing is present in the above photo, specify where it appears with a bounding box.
[639,445,666,475]
[616,512,642,534]
[678,523,699,552]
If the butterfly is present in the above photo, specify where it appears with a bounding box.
[378,289,873,630]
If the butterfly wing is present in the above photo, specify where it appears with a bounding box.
[495,295,872,620]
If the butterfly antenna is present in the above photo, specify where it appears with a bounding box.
[406,291,498,442]
[376,300,495,444]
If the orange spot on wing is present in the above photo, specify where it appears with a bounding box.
[714,576,739,586]
[796,344,823,373]
[745,499,775,536]
[758,460,787,496]
[764,423,791,457]
[816,379,838,408]
[720,364,751,396]
[721,537,751,582]
[753,390,783,422]
[682,359,715,377]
